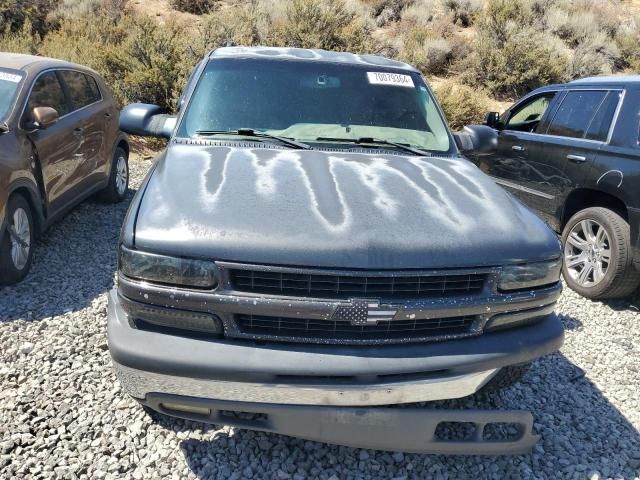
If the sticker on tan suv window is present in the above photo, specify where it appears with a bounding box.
[0,72,22,83]
[367,72,414,88]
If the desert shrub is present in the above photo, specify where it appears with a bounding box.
[548,9,607,48]
[41,14,188,110]
[465,24,568,97]
[0,0,58,36]
[112,16,187,109]
[189,2,264,56]
[401,28,452,75]
[480,0,533,45]
[400,0,438,27]
[366,0,413,27]
[567,31,620,79]
[434,80,491,130]
[616,23,640,72]
[170,0,216,15]
[0,20,40,53]
[48,0,126,23]
[442,0,481,27]
[570,0,620,38]
[462,0,569,97]
[270,0,383,53]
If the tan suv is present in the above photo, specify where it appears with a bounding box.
[0,53,129,285]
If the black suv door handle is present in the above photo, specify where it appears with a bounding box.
[567,154,587,163]
[511,145,525,152]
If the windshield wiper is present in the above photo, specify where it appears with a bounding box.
[195,128,310,150]
[315,136,430,156]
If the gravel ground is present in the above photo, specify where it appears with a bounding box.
[1,154,639,480]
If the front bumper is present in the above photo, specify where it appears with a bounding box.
[108,288,563,405]
[141,394,540,455]
[108,288,563,454]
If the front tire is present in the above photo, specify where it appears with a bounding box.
[0,194,35,285]
[562,207,640,299]
[99,146,129,203]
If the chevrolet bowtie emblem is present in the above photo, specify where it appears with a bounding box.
[332,299,397,326]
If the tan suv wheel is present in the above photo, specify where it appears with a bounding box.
[99,147,129,203]
[0,194,35,285]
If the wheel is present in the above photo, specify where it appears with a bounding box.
[562,207,640,299]
[99,146,129,203]
[0,194,35,285]
[481,363,531,393]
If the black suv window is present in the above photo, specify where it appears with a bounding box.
[27,71,70,117]
[60,70,99,110]
[547,90,608,139]
[584,91,621,142]
[505,94,555,132]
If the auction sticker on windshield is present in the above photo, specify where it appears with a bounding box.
[367,72,414,88]
[0,72,22,83]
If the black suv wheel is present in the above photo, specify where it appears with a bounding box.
[0,194,35,285]
[562,207,640,299]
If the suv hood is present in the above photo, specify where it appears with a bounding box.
[132,144,560,269]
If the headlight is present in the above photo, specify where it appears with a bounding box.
[498,259,562,291]
[119,246,218,288]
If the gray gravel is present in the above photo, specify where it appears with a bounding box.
[1,154,639,479]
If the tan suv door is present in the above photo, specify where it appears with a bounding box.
[24,70,84,215]
[58,70,108,191]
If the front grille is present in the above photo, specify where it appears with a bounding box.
[235,314,478,344]
[229,269,488,300]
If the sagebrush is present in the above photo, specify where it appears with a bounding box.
[1,0,639,129]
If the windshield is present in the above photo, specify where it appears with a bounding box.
[0,68,24,122]
[177,58,452,153]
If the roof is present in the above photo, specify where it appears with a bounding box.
[209,46,418,72]
[0,52,82,72]
[569,75,640,85]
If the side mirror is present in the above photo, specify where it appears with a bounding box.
[31,106,59,129]
[119,103,177,139]
[483,111,500,128]
[454,125,498,156]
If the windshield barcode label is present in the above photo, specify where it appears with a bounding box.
[367,72,414,88]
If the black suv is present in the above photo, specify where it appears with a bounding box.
[467,76,640,299]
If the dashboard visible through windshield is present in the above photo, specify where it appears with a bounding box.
[177,58,452,153]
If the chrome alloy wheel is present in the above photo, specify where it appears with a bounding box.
[564,219,611,287]
[115,155,128,196]
[9,207,31,270]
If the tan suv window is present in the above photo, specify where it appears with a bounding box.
[60,70,98,111]
[27,72,70,117]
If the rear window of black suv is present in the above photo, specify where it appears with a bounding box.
[546,89,621,141]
